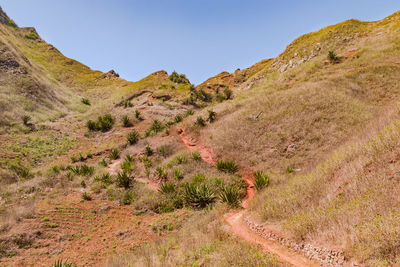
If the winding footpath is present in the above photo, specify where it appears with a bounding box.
[178,128,318,267]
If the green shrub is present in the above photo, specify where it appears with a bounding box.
[207,110,216,123]
[169,71,190,84]
[184,183,216,209]
[220,185,241,207]
[68,165,94,177]
[78,153,85,162]
[81,98,91,105]
[86,152,93,159]
[123,100,134,108]
[145,145,153,156]
[125,155,135,162]
[157,146,172,158]
[155,166,167,180]
[99,158,107,167]
[192,151,201,161]
[82,192,92,201]
[116,171,133,189]
[328,50,340,64]
[25,32,38,40]
[139,156,152,169]
[87,120,96,131]
[175,155,187,164]
[173,168,184,180]
[192,173,206,184]
[97,114,114,132]
[121,158,135,173]
[254,171,270,190]
[109,149,120,160]
[159,182,176,194]
[185,109,194,116]
[217,160,239,174]
[52,259,76,267]
[122,115,132,127]
[224,87,233,100]
[121,191,134,205]
[22,115,31,125]
[216,93,226,102]
[197,89,213,102]
[151,119,164,133]
[174,115,183,123]
[286,167,295,174]
[87,114,114,132]
[94,173,112,186]
[135,110,143,120]
[127,130,139,145]
[157,202,175,213]
[196,116,206,127]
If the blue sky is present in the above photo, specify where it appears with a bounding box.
[1,1,399,84]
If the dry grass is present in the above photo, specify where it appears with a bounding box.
[106,204,285,267]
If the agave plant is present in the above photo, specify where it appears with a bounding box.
[220,185,240,207]
[184,183,216,209]
[127,130,139,145]
[52,259,76,267]
[116,171,133,189]
[254,171,270,190]
[109,149,120,160]
[217,160,238,174]
[159,182,176,195]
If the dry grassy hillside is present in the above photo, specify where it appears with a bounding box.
[182,9,400,266]
[3,5,400,266]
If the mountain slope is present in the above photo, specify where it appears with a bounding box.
[183,9,400,265]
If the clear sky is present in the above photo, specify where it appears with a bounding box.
[1,1,399,84]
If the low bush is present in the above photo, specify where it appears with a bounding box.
[207,110,216,123]
[116,171,133,189]
[159,182,176,194]
[220,185,241,207]
[184,183,216,209]
[155,166,167,181]
[121,191,134,205]
[185,109,194,116]
[224,87,233,100]
[109,149,120,160]
[52,259,76,267]
[145,145,153,156]
[151,119,164,133]
[169,71,190,84]
[196,116,206,127]
[25,32,38,40]
[217,160,239,174]
[173,168,184,180]
[94,173,112,186]
[22,115,31,125]
[192,151,201,161]
[82,192,92,201]
[67,165,94,177]
[121,158,135,173]
[175,155,187,164]
[81,98,90,105]
[254,171,270,190]
[123,100,134,108]
[174,115,183,123]
[122,115,132,127]
[87,114,114,132]
[127,130,139,145]
[135,110,143,120]
[328,50,340,64]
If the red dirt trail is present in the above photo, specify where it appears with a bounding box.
[178,128,318,267]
